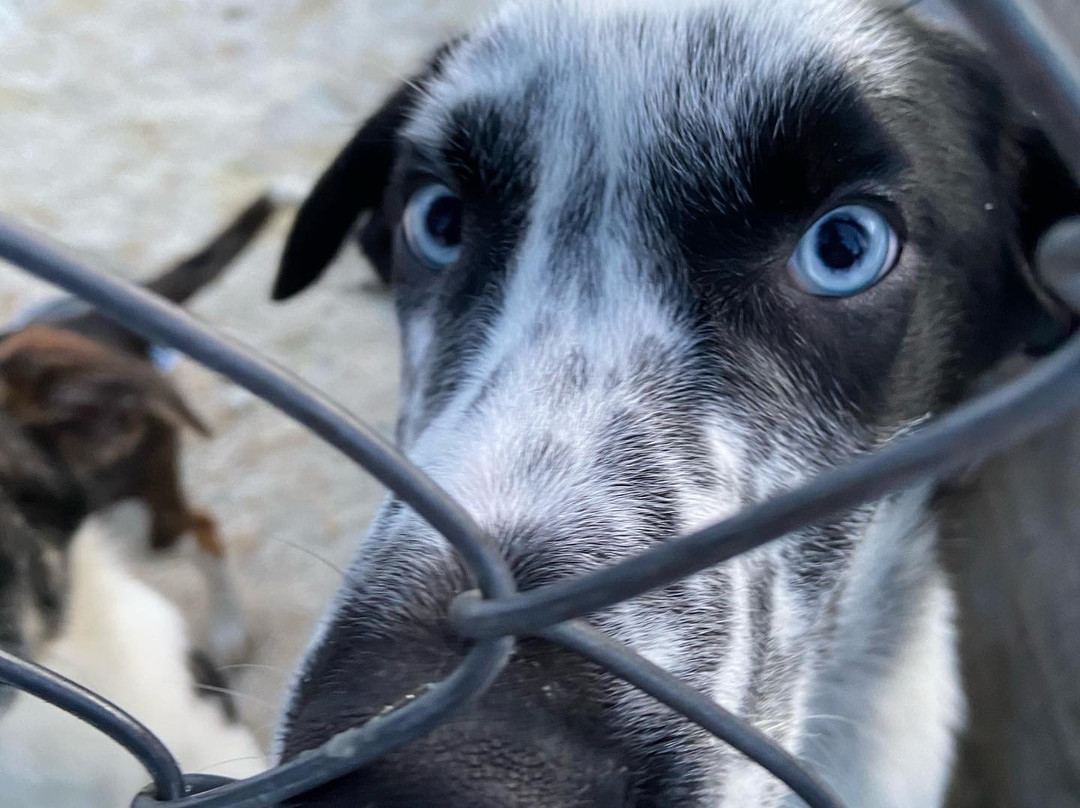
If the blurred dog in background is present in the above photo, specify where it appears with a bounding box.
[0,415,266,808]
[0,195,273,663]
[0,196,276,806]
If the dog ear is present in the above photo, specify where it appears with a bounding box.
[272,82,415,300]
[1009,123,1080,353]
[1016,128,1080,256]
[273,45,455,300]
[928,28,1080,353]
[0,327,208,474]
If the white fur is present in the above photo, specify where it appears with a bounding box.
[862,576,963,808]
[799,489,964,808]
[0,521,266,808]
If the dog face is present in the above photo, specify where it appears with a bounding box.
[274,1,1080,805]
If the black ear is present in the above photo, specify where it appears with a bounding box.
[272,82,415,300]
[273,46,454,301]
[1017,126,1080,260]
[1013,125,1080,352]
[928,26,1080,353]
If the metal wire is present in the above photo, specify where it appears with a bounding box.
[0,1,1076,807]
[451,321,1080,638]
[0,219,514,604]
[0,215,517,807]
[130,638,515,808]
[543,622,843,808]
[0,648,185,802]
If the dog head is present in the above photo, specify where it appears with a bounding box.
[0,325,207,509]
[273,1,1080,805]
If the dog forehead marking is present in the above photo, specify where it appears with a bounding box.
[404,0,916,158]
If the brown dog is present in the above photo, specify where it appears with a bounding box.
[0,194,275,662]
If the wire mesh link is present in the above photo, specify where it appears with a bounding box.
[0,1,1077,807]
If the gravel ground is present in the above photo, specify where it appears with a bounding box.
[0,0,496,750]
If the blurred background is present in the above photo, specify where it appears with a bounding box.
[0,0,497,746]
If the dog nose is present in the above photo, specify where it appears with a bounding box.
[285,719,633,808]
[281,630,635,808]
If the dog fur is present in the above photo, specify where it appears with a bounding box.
[0,520,265,808]
[0,194,274,663]
[0,407,266,807]
[270,1,1080,806]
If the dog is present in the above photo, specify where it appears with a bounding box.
[0,410,266,808]
[269,1,1080,805]
[0,194,274,663]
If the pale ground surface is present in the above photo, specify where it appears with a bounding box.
[0,0,496,753]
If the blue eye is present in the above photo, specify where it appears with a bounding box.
[403,183,463,269]
[789,205,900,297]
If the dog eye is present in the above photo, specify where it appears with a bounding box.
[788,205,900,297]
[402,183,463,269]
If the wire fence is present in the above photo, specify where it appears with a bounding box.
[0,1,1077,806]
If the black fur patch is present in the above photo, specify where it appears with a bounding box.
[187,649,239,723]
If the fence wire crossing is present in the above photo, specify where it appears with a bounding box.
[0,1,1078,806]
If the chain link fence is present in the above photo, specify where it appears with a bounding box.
[0,1,1077,806]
